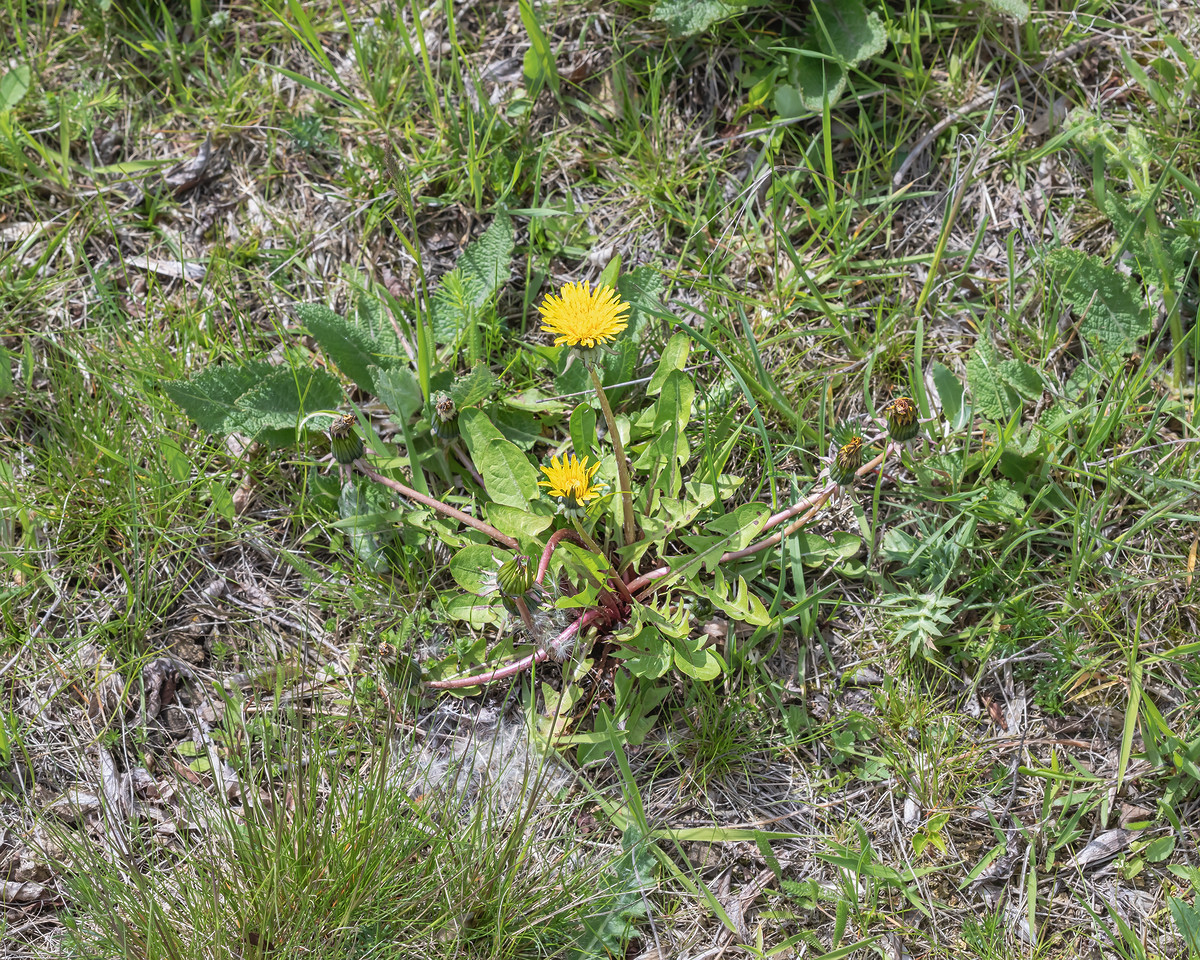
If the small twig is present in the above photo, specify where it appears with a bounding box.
[355,458,518,549]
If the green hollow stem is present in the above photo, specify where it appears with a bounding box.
[588,364,637,551]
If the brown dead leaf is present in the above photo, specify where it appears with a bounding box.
[163,134,227,196]
[1067,828,1135,871]
[1,880,47,903]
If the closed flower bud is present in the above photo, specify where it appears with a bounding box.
[429,390,459,440]
[884,396,920,442]
[830,435,863,486]
[329,413,363,464]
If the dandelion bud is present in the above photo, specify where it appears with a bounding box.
[831,435,863,486]
[497,554,537,599]
[329,413,363,464]
[429,391,459,440]
[884,397,920,442]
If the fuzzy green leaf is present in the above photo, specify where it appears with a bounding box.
[163,360,277,435]
[296,302,396,393]
[650,0,738,38]
[999,358,1043,400]
[776,0,886,115]
[982,0,1029,23]
[476,438,540,508]
[234,367,344,436]
[967,342,1020,421]
[371,365,423,421]
[1046,249,1151,351]
[450,363,498,409]
[431,213,515,343]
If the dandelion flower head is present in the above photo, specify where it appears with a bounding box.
[538,281,630,349]
[539,453,603,516]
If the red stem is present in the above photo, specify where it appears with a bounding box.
[355,460,518,550]
[536,527,637,609]
[628,449,889,601]
[425,610,599,689]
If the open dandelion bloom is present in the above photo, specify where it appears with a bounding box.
[539,453,603,517]
[538,281,630,350]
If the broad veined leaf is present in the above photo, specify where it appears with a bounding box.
[296,301,397,393]
[476,438,540,508]
[1046,248,1151,352]
[371,365,423,420]
[449,543,509,594]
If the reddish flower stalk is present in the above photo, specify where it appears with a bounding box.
[425,610,599,689]
[537,528,637,607]
[628,448,888,601]
[355,459,518,550]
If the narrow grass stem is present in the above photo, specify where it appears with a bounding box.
[588,364,637,550]
[355,459,518,549]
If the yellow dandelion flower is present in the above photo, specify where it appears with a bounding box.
[539,453,603,517]
[538,281,630,349]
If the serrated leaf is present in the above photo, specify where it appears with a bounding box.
[371,365,423,421]
[777,0,886,114]
[672,635,724,681]
[163,360,277,434]
[234,367,344,436]
[296,302,395,393]
[999,358,1043,400]
[1046,249,1151,351]
[431,214,515,343]
[677,503,771,576]
[982,0,1029,23]
[650,0,738,38]
[450,363,498,409]
[477,438,540,508]
[967,342,1020,421]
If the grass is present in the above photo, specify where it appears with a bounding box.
[2,0,1200,957]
